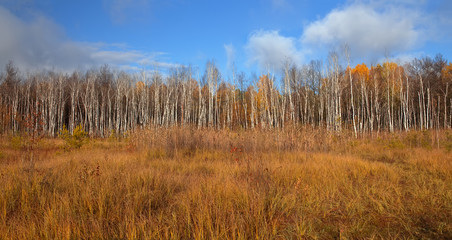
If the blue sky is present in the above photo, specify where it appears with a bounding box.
[0,0,451,77]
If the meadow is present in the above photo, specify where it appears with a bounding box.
[0,127,451,239]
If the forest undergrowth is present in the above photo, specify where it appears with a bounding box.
[0,127,451,239]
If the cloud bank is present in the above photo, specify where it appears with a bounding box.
[301,4,420,59]
[245,30,302,70]
[0,5,173,72]
[0,6,95,71]
[245,0,436,69]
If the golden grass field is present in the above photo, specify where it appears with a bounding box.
[0,127,451,239]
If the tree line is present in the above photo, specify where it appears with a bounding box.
[1,53,451,137]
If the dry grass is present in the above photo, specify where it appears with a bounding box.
[0,128,451,239]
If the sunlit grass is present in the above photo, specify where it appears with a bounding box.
[0,128,451,239]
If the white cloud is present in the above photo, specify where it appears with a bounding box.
[137,58,181,69]
[0,5,175,72]
[224,44,236,70]
[381,52,421,65]
[301,3,421,59]
[245,30,302,70]
[91,50,146,65]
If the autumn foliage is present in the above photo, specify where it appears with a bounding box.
[0,54,451,137]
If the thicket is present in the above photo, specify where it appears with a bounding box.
[0,53,451,137]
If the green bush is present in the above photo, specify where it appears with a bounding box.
[60,125,88,149]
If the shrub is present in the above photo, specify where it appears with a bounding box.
[387,137,405,149]
[404,130,432,149]
[9,135,24,150]
[59,125,88,149]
